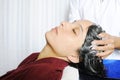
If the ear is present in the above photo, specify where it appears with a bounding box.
[67,55,79,63]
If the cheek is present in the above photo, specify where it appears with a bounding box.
[55,37,77,54]
[46,32,81,56]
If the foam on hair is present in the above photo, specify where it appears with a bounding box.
[79,25,105,77]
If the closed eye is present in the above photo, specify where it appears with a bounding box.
[73,28,80,35]
[73,29,76,34]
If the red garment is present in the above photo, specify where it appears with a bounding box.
[0,52,68,80]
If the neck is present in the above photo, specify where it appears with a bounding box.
[37,44,69,62]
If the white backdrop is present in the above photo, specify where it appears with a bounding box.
[0,0,70,76]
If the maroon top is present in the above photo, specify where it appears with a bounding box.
[0,52,68,80]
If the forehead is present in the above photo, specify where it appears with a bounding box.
[74,20,93,29]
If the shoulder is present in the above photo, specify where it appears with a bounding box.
[18,52,39,67]
[25,63,63,80]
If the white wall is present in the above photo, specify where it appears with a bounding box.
[0,0,70,76]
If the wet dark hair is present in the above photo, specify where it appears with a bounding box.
[78,24,106,78]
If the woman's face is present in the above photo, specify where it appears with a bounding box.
[45,20,93,58]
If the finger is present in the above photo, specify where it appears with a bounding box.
[92,43,114,51]
[99,33,110,38]
[92,39,114,46]
[96,50,113,59]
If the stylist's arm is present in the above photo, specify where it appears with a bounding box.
[92,32,120,59]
